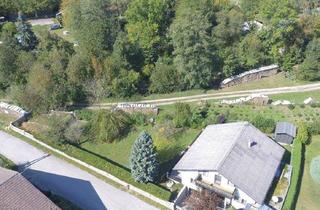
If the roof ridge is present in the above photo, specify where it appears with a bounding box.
[216,122,249,171]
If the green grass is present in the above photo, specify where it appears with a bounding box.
[100,72,311,103]
[32,24,76,44]
[270,90,320,104]
[0,154,15,169]
[296,135,320,210]
[0,112,16,129]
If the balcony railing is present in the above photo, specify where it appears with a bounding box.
[194,177,235,199]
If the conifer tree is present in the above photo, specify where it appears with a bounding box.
[15,12,37,50]
[130,131,159,183]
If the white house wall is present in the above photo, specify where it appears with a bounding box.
[177,170,259,208]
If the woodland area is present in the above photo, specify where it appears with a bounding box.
[0,0,320,113]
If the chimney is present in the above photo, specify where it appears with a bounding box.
[248,140,256,148]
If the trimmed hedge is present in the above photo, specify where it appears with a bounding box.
[33,133,172,201]
[283,139,303,210]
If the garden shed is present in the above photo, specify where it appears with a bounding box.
[274,122,297,144]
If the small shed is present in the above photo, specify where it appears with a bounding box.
[274,122,297,144]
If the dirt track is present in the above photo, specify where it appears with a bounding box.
[85,82,320,109]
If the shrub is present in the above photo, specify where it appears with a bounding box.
[299,104,305,108]
[90,110,131,143]
[130,112,148,126]
[308,120,320,135]
[216,114,226,124]
[283,139,303,210]
[173,103,192,128]
[296,123,311,144]
[251,115,275,133]
[287,104,295,110]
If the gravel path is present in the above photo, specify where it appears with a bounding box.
[0,131,158,210]
[85,82,320,109]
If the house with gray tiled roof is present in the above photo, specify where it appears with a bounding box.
[170,122,285,210]
[0,167,60,210]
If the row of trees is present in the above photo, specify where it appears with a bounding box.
[0,0,60,17]
[1,0,320,112]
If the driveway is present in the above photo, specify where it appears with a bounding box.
[28,18,54,26]
[0,131,158,210]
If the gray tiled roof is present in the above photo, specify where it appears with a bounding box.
[173,122,285,204]
[0,167,60,210]
[275,122,297,137]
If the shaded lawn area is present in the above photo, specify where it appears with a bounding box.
[81,126,200,168]
[296,135,320,210]
[0,154,15,170]
[100,72,310,103]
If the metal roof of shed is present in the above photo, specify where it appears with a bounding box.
[275,122,297,137]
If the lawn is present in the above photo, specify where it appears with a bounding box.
[296,135,320,210]
[32,24,76,44]
[270,90,320,104]
[0,112,17,129]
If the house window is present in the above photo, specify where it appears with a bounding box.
[214,175,221,185]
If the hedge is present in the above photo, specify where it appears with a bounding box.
[33,133,172,201]
[283,139,303,210]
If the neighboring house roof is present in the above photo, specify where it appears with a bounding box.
[275,122,297,137]
[0,167,60,210]
[173,122,285,204]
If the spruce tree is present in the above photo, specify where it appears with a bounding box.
[15,13,37,51]
[130,131,159,183]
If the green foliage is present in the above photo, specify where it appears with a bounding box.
[125,0,174,62]
[31,130,172,200]
[288,104,295,110]
[308,120,320,135]
[90,110,131,143]
[111,69,140,98]
[15,14,38,50]
[173,103,192,128]
[296,123,311,144]
[296,39,320,81]
[251,115,275,133]
[130,131,159,183]
[149,58,181,93]
[170,0,218,89]
[283,139,303,210]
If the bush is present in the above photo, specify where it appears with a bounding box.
[287,104,295,110]
[173,103,192,128]
[299,104,305,108]
[308,120,320,135]
[90,110,132,143]
[296,123,311,144]
[283,139,303,210]
[251,115,275,133]
[130,112,148,126]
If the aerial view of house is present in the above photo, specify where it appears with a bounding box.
[0,0,320,209]
[171,122,285,209]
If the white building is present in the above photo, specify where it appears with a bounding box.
[170,122,285,209]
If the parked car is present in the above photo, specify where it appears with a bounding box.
[50,23,61,30]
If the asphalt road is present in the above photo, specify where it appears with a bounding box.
[85,82,320,109]
[0,131,158,210]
